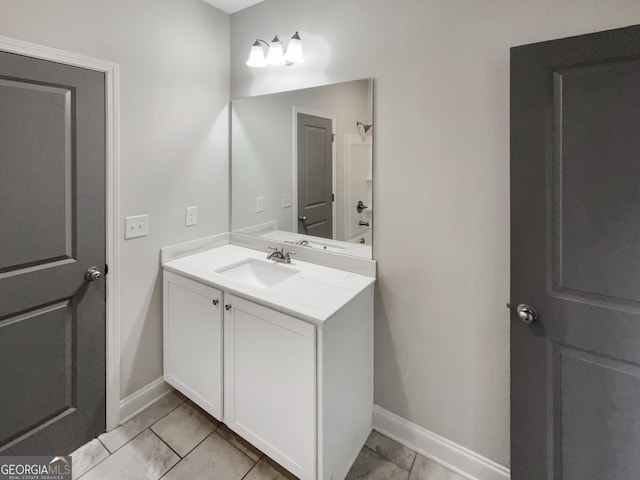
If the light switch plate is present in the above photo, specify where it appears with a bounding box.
[256,196,264,213]
[185,206,197,226]
[125,214,149,239]
[282,193,293,208]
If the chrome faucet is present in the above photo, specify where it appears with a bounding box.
[295,239,309,246]
[267,247,294,264]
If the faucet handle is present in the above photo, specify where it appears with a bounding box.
[268,246,283,252]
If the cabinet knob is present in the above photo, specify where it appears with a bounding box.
[212,299,219,306]
[225,304,232,311]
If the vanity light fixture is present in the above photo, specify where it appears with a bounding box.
[246,32,304,68]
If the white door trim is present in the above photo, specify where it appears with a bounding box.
[0,36,121,431]
[292,106,337,238]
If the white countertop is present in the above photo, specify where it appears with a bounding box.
[162,244,375,325]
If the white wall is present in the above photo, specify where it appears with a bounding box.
[231,80,371,240]
[230,0,640,467]
[0,0,230,398]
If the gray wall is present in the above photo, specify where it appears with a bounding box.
[231,80,371,239]
[230,0,640,467]
[0,0,230,398]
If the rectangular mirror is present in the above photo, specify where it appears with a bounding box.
[231,78,373,259]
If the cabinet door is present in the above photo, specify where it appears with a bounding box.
[224,294,316,480]
[163,271,223,419]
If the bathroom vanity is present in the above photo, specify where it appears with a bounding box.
[162,243,374,480]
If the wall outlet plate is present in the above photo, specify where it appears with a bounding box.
[256,196,264,213]
[125,214,149,239]
[282,193,293,208]
[185,206,197,226]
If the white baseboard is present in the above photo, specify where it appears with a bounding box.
[118,377,173,426]
[372,405,510,480]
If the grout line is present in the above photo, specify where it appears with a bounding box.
[76,429,158,479]
[156,430,202,480]
[364,436,421,473]
[185,400,263,464]
[408,450,418,475]
[172,426,217,461]
[157,430,260,480]
[240,456,262,480]
[96,437,109,452]
[149,429,187,480]
[362,445,411,472]
[102,394,185,455]
[106,426,159,458]
[75,441,113,478]
[145,396,187,432]
[148,428,182,460]
[213,429,260,464]
[73,444,110,480]
[158,461,179,480]
[75,395,188,479]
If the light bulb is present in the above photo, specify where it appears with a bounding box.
[246,40,267,68]
[284,31,304,65]
[265,35,286,66]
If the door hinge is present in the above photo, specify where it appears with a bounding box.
[104,264,109,275]
[332,133,336,143]
[332,193,335,202]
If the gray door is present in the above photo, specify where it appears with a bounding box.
[297,113,333,238]
[0,51,106,455]
[511,25,640,479]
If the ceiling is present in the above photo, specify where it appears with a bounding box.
[202,0,264,14]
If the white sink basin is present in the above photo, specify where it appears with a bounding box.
[216,258,299,288]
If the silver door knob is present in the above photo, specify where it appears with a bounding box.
[516,304,537,324]
[298,216,307,223]
[84,267,102,282]
[225,304,232,311]
[356,200,368,213]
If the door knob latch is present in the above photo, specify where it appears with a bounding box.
[84,267,102,282]
[516,304,537,325]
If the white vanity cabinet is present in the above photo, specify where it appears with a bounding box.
[163,271,223,419]
[224,294,316,479]
[161,245,374,480]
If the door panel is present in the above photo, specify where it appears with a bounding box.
[0,50,106,455]
[163,272,223,419]
[0,302,74,446]
[553,345,640,480]
[0,79,73,271]
[511,25,640,479]
[552,59,640,302]
[297,113,333,238]
[223,294,316,480]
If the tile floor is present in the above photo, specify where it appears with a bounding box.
[70,392,466,480]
